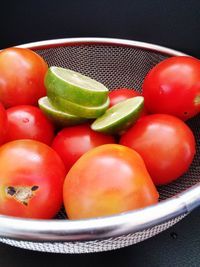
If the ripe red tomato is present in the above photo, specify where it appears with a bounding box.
[109,88,141,107]
[51,124,115,172]
[0,102,8,145]
[143,56,200,120]
[6,105,55,145]
[0,47,48,108]
[63,144,159,219]
[0,140,66,219]
[109,88,147,116]
[120,114,196,185]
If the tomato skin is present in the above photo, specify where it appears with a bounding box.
[51,124,116,172]
[0,102,8,145]
[109,88,141,107]
[0,140,66,219]
[0,47,48,108]
[6,105,55,145]
[143,56,200,120]
[109,88,147,116]
[120,114,196,185]
[63,144,159,219]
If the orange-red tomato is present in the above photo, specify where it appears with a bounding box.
[63,144,159,219]
[0,140,66,219]
[0,47,48,108]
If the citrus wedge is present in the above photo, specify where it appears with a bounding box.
[48,93,109,119]
[91,96,144,135]
[38,97,88,127]
[45,67,108,107]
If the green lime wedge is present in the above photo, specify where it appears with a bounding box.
[48,93,109,119]
[91,96,144,135]
[38,97,88,127]
[45,67,108,107]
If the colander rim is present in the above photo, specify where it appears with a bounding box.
[0,37,199,243]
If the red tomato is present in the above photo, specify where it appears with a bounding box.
[0,140,66,219]
[6,105,55,145]
[120,114,196,185]
[63,144,159,219]
[0,102,8,145]
[109,88,147,116]
[143,56,200,120]
[51,124,115,172]
[109,88,141,107]
[0,47,48,108]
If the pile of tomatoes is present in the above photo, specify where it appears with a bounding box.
[0,47,199,220]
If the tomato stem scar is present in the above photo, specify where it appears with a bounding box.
[6,185,39,206]
[194,94,200,106]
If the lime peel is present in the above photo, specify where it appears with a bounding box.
[48,93,110,119]
[45,67,109,107]
[38,97,88,127]
[91,96,144,135]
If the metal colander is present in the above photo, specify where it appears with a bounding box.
[0,37,200,254]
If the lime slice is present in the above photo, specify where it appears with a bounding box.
[45,67,108,107]
[38,97,88,127]
[48,93,109,119]
[91,96,144,135]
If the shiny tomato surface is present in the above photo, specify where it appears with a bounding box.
[0,47,48,108]
[6,105,55,145]
[120,114,196,185]
[143,56,200,120]
[51,124,115,172]
[0,102,8,145]
[0,140,66,219]
[109,88,147,116]
[63,144,159,219]
[109,88,141,107]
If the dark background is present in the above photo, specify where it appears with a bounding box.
[1,0,200,58]
[1,0,200,266]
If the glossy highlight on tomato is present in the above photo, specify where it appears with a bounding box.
[120,114,196,185]
[6,105,55,145]
[63,144,159,219]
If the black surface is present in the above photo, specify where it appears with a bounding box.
[1,0,200,266]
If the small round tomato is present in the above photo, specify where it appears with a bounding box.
[0,102,8,145]
[0,140,66,219]
[63,144,159,219]
[6,105,55,145]
[109,88,141,107]
[109,88,147,117]
[51,124,115,172]
[120,114,196,185]
[143,56,200,120]
[0,47,48,108]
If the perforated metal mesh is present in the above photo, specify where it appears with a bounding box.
[0,215,186,253]
[0,41,199,253]
[37,45,167,92]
